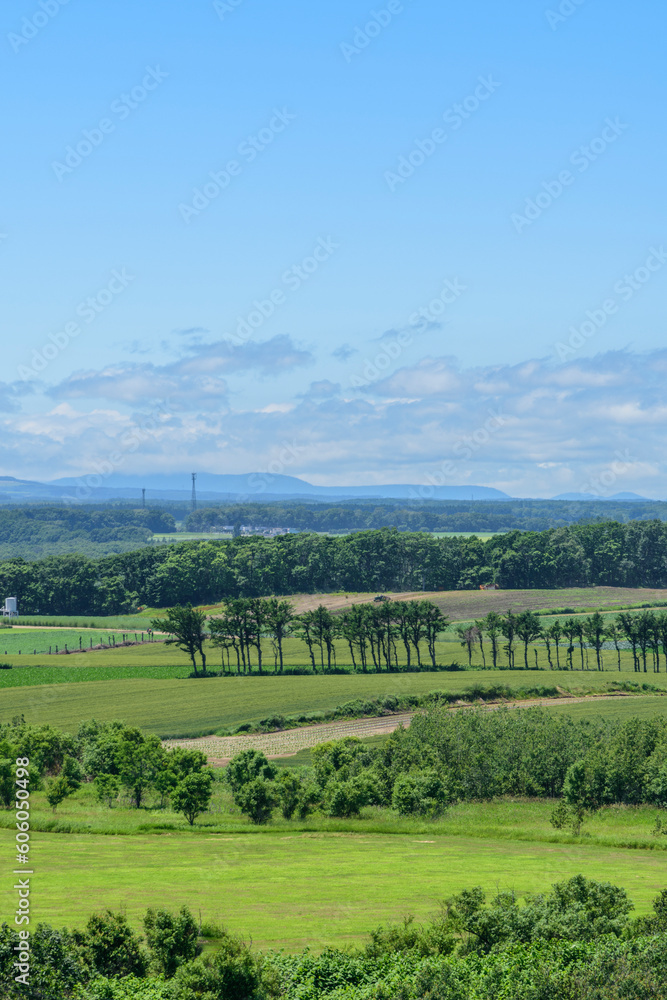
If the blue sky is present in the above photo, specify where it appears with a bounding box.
[1,0,666,497]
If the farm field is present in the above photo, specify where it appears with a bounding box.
[547,693,667,722]
[259,585,667,618]
[431,531,502,539]
[152,531,232,541]
[165,695,667,760]
[0,668,554,735]
[0,621,663,681]
[0,825,664,950]
[0,627,157,655]
[11,613,161,629]
[8,586,667,634]
[1,663,664,736]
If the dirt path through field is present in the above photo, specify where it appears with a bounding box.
[164,693,646,765]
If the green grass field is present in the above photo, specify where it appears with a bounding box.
[0,626,659,675]
[4,586,667,956]
[4,773,667,849]
[152,532,231,541]
[1,824,663,950]
[0,628,159,655]
[11,613,160,629]
[548,694,667,722]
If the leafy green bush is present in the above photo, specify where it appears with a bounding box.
[143,907,201,977]
[392,770,451,817]
[170,930,261,1000]
[94,773,120,806]
[235,778,278,825]
[226,750,277,793]
[326,777,370,818]
[74,910,148,978]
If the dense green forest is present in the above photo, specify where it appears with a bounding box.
[0,507,176,559]
[186,498,667,533]
[1,521,667,615]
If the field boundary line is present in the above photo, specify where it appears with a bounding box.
[164,693,646,762]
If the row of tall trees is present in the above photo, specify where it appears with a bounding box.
[4,521,667,615]
[455,609,667,672]
[158,601,667,675]
[175,599,450,674]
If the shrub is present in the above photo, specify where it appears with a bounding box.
[0,758,14,808]
[326,777,369,818]
[235,778,278,825]
[277,771,301,819]
[143,906,201,978]
[171,771,213,825]
[94,773,120,807]
[74,910,148,978]
[46,775,73,812]
[171,930,260,1000]
[226,750,277,793]
[392,770,450,817]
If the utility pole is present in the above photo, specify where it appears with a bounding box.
[191,472,197,512]
[141,488,146,509]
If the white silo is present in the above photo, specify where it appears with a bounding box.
[2,597,18,617]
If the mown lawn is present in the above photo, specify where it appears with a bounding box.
[1,824,663,950]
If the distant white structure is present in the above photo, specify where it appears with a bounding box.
[2,597,18,617]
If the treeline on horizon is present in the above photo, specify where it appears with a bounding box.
[1,520,667,616]
[0,506,176,560]
[186,497,667,533]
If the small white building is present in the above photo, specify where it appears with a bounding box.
[2,597,18,617]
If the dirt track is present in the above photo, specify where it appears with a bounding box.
[164,693,645,765]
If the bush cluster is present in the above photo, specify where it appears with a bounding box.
[226,705,667,828]
[0,718,215,825]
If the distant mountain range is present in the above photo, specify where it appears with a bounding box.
[0,473,509,503]
[0,474,659,504]
[50,473,510,502]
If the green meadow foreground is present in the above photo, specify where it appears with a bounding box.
[2,802,667,950]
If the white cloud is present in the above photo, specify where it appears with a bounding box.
[2,348,667,497]
[47,334,313,407]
